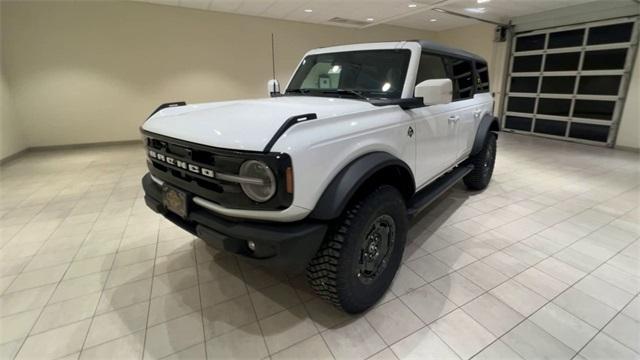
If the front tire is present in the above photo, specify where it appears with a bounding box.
[306,185,408,313]
[464,132,497,190]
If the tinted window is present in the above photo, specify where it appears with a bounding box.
[541,76,575,94]
[573,100,616,120]
[287,50,411,99]
[416,54,447,83]
[583,49,627,70]
[569,123,609,142]
[448,58,474,100]
[507,97,535,113]
[475,61,489,92]
[537,98,571,116]
[544,52,580,71]
[510,77,539,93]
[548,29,584,48]
[516,34,546,52]
[578,76,622,95]
[505,116,532,131]
[587,22,634,45]
[513,55,542,72]
[535,119,567,136]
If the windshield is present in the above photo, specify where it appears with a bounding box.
[286,50,411,100]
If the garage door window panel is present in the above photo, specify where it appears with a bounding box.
[582,49,628,70]
[569,123,610,142]
[538,98,572,117]
[548,29,585,48]
[510,77,539,93]
[516,34,546,52]
[513,55,543,72]
[578,76,622,95]
[587,22,634,45]
[544,52,581,71]
[507,97,536,114]
[573,100,616,120]
[534,119,567,136]
[505,116,533,131]
[541,76,576,94]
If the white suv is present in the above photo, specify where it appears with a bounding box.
[141,40,499,313]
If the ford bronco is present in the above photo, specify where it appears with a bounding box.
[141,40,499,313]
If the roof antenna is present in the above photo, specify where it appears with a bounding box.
[271,33,277,80]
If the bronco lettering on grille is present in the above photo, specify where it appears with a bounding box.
[148,150,215,178]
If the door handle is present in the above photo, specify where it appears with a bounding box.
[448,115,460,123]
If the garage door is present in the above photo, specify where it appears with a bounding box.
[502,17,638,146]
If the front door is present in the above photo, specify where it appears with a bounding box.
[410,103,459,189]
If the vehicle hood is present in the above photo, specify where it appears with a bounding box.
[142,96,377,151]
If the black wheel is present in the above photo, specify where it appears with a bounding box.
[464,132,497,191]
[306,185,408,313]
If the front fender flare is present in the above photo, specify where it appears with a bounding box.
[309,152,414,221]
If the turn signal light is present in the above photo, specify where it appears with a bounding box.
[285,167,294,194]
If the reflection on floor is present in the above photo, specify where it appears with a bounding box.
[0,132,638,360]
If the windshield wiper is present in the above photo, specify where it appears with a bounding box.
[319,89,369,101]
[284,89,311,95]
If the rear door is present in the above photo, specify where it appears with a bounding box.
[444,57,481,160]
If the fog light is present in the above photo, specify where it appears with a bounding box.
[247,241,256,251]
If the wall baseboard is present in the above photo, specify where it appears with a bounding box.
[0,140,142,166]
[0,148,29,166]
[615,144,640,153]
[28,139,141,152]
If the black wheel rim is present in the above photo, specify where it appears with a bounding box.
[356,215,396,285]
[482,140,496,177]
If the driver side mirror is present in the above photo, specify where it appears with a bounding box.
[267,79,281,97]
[415,78,452,106]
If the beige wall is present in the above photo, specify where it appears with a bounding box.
[1,0,26,161]
[1,1,436,150]
[1,67,26,161]
[616,49,640,150]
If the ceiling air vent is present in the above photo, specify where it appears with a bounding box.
[328,17,370,27]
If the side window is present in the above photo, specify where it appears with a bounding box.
[416,53,447,84]
[446,58,474,101]
[475,61,490,93]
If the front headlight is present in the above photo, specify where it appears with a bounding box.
[239,160,276,202]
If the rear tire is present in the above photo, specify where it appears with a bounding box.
[464,132,497,191]
[306,185,407,313]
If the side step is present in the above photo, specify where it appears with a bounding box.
[407,164,474,218]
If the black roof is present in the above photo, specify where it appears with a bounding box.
[414,40,486,63]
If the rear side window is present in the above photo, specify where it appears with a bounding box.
[447,58,474,101]
[416,54,447,84]
[475,61,489,93]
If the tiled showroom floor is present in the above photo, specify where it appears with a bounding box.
[0,132,639,360]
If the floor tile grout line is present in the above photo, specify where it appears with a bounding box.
[9,174,123,360]
[570,293,639,360]
[136,217,161,360]
[466,224,640,360]
[75,170,138,360]
[292,277,338,360]
[192,240,210,360]
[237,259,275,359]
[396,201,626,359]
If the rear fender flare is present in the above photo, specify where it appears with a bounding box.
[471,114,500,155]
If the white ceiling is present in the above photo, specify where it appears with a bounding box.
[135,0,601,31]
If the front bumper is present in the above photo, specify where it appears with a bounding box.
[142,173,327,272]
